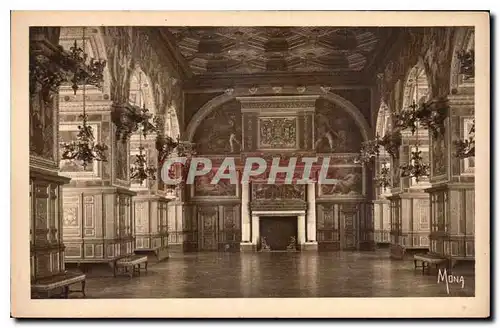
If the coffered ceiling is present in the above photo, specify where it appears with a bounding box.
[165,27,397,77]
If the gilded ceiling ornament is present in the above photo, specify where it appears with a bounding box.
[320,86,331,94]
[296,86,306,93]
[248,86,258,94]
[272,86,282,94]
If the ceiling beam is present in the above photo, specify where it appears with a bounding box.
[183,71,373,91]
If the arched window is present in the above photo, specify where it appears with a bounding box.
[403,64,430,111]
[129,68,155,113]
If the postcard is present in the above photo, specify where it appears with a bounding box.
[11,10,490,318]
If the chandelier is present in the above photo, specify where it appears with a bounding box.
[398,77,429,182]
[129,71,157,184]
[395,90,447,139]
[61,27,108,168]
[374,160,391,190]
[354,135,381,165]
[67,29,106,95]
[400,148,429,183]
[130,143,157,185]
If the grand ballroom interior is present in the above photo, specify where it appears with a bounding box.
[29,26,475,298]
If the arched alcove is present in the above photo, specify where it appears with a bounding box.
[129,67,156,113]
[402,63,431,110]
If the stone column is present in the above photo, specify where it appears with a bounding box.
[251,214,259,248]
[304,183,318,251]
[240,181,253,252]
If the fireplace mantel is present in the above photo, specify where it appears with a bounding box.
[252,210,306,217]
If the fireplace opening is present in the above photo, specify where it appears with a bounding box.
[259,216,298,251]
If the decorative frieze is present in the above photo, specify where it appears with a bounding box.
[237,95,318,113]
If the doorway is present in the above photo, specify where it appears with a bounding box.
[259,216,297,251]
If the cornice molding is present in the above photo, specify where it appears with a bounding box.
[59,99,113,113]
[183,71,369,91]
[237,95,319,112]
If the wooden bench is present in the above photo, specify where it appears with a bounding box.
[32,271,86,298]
[414,254,448,275]
[114,255,148,277]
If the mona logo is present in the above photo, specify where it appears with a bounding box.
[437,268,465,295]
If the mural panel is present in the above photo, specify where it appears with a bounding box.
[318,167,363,196]
[193,169,237,197]
[314,98,363,153]
[193,100,242,154]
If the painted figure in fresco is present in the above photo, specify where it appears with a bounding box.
[321,171,362,195]
[314,113,351,152]
[315,129,335,151]
[228,114,242,153]
[194,103,242,154]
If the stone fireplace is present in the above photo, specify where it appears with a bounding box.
[240,210,311,251]
[259,216,298,251]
